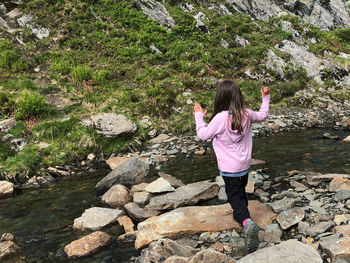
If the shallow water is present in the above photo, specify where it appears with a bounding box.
[1,128,349,262]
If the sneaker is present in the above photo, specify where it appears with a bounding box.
[243,219,260,253]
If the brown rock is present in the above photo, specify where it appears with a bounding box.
[101,184,132,208]
[210,242,225,252]
[152,155,169,163]
[251,159,266,166]
[306,173,350,186]
[117,231,138,247]
[333,225,350,236]
[334,214,350,225]
[125,202,160,222]
[320,235,350,260]
[106,157,128,170]
[131,183,149,194]
[149,134,170,144]
[269,123,279,130]
[188,249,236,263]
[290,180,309,190]
[117,215,135,233]
[0,181,14,198]
[0,241,19,261]
[64,231,111,258]
[165,256,189,263]
[329,177,350,192]
[245,181,255,194]
[135,201,275,249]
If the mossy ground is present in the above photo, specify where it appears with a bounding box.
[0,0,349,181]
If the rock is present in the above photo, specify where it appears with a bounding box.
[0,241,19,261]
[298,221,334,237]
[36,175,55,186]
[188,249,236,263]
[290,180,308,190]
[106,157,128,170]
[251,159,266,166]
[237,239,322,263]
[0,119,16,133]
[38,142,50,149]
[0,233,14,242]
[146,181,219,210]
[133,191,151,205]
[47,167,70,176]
[210,242,225,252]
[101,184,132,208]
[131,183,149,194]
[95,157,149,192]
[333,225,350,236]
[0,181,14,198]
[260,224,282,243]
[218,187,228,201]
[329,177,350,192]
[334,214,350,225]
[158,172,184,187]
[117,215,135,233]
[125,202,160,222]
[135,0,175,29]
[165,256,189,263]
[10,138,26,151]
[266,49,286,79]
[334,190,350,202]
[117,231,138,247]
[135,201,276,249]
[343,135,350,144]
[277,208,305,230]
[320,235,350,260]
[64,231,111,258]
[235,35,250,46]
[306,173,350,186]
[82,113,137,138]
[245,180,255,194]
[135,238,199,263]
[145,177,175,193]
[149,134,170,144]
[17,14,50,39]
[73,207,124,230]
[268,197,296,213]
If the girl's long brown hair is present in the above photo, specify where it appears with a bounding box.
[210,80,245,134]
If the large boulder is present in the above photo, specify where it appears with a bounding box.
[73,207,124,230]
[64,231,111,258]
[101,184,132,208]
[0,181,14,198]
[135,201,276,249]
[146,181,219,210]
[135,0,175,29]
[0,241,19,261]
[82,113,137,138]
[237,239,322,263]
[95,157,149,192]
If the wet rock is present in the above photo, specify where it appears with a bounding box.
[277,208,305,230]
[146,181,219,210]
[0,118,16,133]
[106,156,128,170]
[95,157,149,191]
[64,231,111,258]
[188,248,236,263]
[298,221,334,237]
[251,159,266,166]
[47,167,70,177]
[125,202,160,222]
[0,241,19,261]
[135,0,175,29]
[329,177,350,192]
[133,191,151,205]
[117,215,135,233]
[320,235,350,261]
[145,177,175,193]
[101,184,132,208]
[36,175,55,186]
[136,201,276,249]
[268,197,296,213]
[135,238,199,263]
[149,134,170,144]
[117,231,138,247]
[0,181,14,198]
[158,172,184,188]
[82,113,137,138]
[260,224,282,243]
[73,207,124,230]
[237,239,322,263]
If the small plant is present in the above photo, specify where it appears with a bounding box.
[51,59,71,75]
[0,92,16,118]
[71,65,92,81]
[16,90,49,120]
[92,69,111,84]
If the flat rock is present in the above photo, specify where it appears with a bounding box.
[133,191,151,205]
[298,221,334,237]
[260,224,282,243]
[0,119,16,133]
[131,183,149,194]
[106,156,128,170]
[125,202,160,222]
[268,197,296,213]
[0,241,19,261]
[146,181,219,210]
[245,180,255,194]
[117,215,135,233]
[95,157,149,191]
[135,238,199,263]
[335,190,350,201]
[73,207,124,230]
[145,177,175,193]
[188,249,236,263]
[149,134,171,144]
[158,172,184,187]
[0,181,14,198]
[82,113,137,138]
[306,173,350,186]
[320,235,350,260]
[136,201,276,249]
[277,208,305,230]
[101,184,132,208]
[329,177,350,192]
[64,231,111,258]
[333,225,350,236]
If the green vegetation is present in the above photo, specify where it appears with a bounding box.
[16,90,51,120]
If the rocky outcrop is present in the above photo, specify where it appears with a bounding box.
[237,239,322,263]
[73,207,124,230]
[0,181,14,198]
[101,184,132,208]
[82,113,137,138]
[95,157,149,191]
[64,231,111,258]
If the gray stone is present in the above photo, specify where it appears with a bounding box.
[145,177,175,193]
[298,221,334,237]
[335,190,350,202]
[73,207,124,230]
[125,202,160,222]
[277,208,305,230]
[268,197,296,213]
[95,157,149,191]
[188,248,236,263]
[146,181,219,210]
[10,138,26,152]
[0,119,16,133]
[133,191,151,205]
[36,175,55,186]
[158,172,184,188]
[266,49,286,78]
[17,14,50,39]
[260,224,282,243]
[320,235,350,261]
[82,113,137,138]
[0,181,14,198]
[237,239,322,263]
[235,35,250,46]
[101,184,132,208]
[218,187,228,202]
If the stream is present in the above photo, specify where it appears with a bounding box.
[1,128,349,262]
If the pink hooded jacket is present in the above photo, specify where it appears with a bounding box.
[195,95,270,173]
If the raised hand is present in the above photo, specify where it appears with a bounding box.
[194,102,207,115]
[261,86,270,96]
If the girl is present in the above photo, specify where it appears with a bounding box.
[194,80,270,253]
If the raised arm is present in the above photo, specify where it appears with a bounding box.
[247,87,270,123]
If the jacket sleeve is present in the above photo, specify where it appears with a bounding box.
[247,95,270,123]
[195,112,225,141]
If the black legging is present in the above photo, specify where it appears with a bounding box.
[222,173,250,225]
